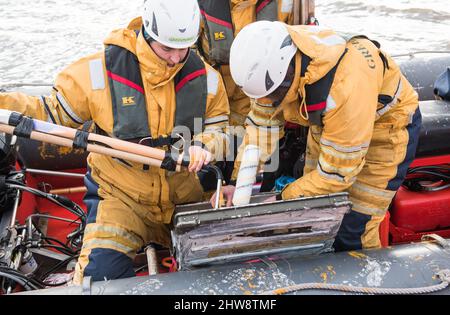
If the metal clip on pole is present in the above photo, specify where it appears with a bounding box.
[201,164,223,209]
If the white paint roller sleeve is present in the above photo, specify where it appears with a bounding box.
[232,144,261,206]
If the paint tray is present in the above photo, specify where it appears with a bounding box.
[171,192,351,270]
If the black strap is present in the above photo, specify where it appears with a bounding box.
[0,176,7,208]
[143,144,177,171]
[8,112,23,126]
[11,115,34,139]
[0,176,5,191]
[138,136,177,148]
[112,157,133,168]
[160,152,179,172]
[73,121,93,150]
[378,52,390,75]
[73,130,89,150]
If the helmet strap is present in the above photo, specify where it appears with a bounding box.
[267,57,295,106]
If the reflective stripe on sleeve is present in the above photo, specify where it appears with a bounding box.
[55,91,84,124]
[206,69,219,96]
[245,117,282,133]
[311,34,346,46]
[320,138,370,153]
[204,115,229,125]
[377,79,403,117]
[89,58,106,90]
[40,96,56,124]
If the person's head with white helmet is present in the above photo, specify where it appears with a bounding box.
[230,21,297,105]
[142,0,201,67]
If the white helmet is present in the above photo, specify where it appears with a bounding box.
[142,0,200,49]
[230,21,298,99]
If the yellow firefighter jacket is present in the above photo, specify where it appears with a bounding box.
[0,18,230,224]
[233,25,419,225]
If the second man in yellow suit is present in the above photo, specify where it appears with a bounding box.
[197,0,295,126]
[223,21,421,251]
[196,0,297,185]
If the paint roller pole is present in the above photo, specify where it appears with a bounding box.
[174,150,225,209]
[232,145,260,206]
[0,123,163,168]
[33,119,166,162]
[214,169,223,209]
[0,109,224,203]
[0,109,166,161]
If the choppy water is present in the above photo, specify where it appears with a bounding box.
[0,0,449,84]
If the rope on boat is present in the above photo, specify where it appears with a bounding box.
[258,269,450,295]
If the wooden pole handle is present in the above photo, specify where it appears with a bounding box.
[49,186,87,194]
[32,119,166,161]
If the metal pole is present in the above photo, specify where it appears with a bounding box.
[25,168,85,178]
[7,229,26,294]
[214,178,222,209]
[9,190,21,228]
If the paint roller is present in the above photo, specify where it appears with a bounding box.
[232,144,261,206]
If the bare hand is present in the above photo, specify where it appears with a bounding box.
[188,146,212,173]
[210,185,236,207]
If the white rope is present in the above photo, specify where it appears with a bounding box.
[258,269,450,295]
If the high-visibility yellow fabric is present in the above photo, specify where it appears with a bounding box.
[72,161,204,284]
[1,18,230,281]
[0,18,229,217]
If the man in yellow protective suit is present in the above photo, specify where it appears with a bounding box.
[219,21,421,251]
[196,1,298,185]
[0,0,229,283]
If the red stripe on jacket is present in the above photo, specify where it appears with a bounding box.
[175,69,207,93]
[307,102,327,112]
[107,71,145,95]
[256,0,272,14]
[200,10,233,29]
